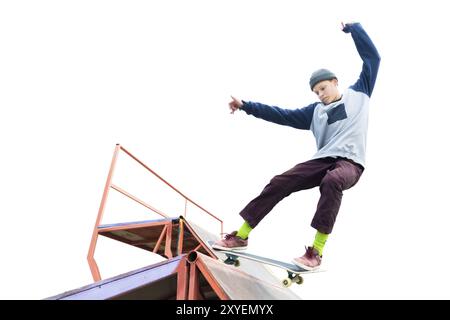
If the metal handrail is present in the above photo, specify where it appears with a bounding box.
[87,143,223,281]
[110,184,169,218]
[119,145,223,231]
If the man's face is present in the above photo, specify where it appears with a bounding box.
[312,79,340,105]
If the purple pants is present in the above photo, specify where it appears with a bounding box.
[239,157,364,234]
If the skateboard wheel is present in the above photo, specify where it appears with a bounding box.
[294,276,304,285]
[282,278,292,288]
[234,259,240,267]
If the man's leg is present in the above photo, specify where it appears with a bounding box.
[311,159,364,235]
[240,158,336,228]
[213,158,335,250]
[293,159,364,270]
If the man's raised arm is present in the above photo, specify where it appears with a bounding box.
[343,22,381,98]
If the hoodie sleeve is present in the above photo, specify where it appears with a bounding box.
[344,23,381,98]
[240,101,318,130]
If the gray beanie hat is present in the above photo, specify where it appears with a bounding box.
[309,69,337,90]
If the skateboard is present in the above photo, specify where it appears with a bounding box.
[209,242,319,287]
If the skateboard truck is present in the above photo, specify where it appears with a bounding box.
[224,253,240,267]
[283,272,304,287]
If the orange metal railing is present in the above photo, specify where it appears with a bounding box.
[87,144,223,281]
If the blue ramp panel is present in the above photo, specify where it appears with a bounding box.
[46,256,183,300]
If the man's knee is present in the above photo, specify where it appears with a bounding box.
[266,175,287,192]
[269,174,285,185]
[264,173,298,196]
[320,172,342,190]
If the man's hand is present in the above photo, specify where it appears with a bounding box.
[229,95,243,114]
[341,21,357,33]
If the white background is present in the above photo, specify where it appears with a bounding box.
[1,0,449,299]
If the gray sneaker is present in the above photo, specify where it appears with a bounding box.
[212,231,248,250]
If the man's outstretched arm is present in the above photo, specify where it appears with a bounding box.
[343,22,381,97]
[229,96,317,130]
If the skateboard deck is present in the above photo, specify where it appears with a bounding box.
[209,241,321,287]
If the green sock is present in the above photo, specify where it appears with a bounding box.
[236,221,253,240]
[313,231,329,256]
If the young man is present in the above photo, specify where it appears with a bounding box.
[212,22,380,270]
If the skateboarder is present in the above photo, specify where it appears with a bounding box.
[213,22,380,271]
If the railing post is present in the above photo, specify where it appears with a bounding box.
[165,221,173,258]
[87,144,121,281]
[176,259,189,300]
[188,264,202,300]
[178,219,184,255]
